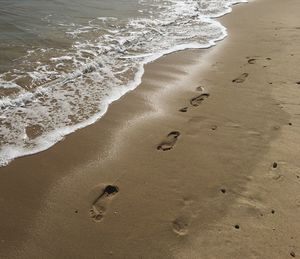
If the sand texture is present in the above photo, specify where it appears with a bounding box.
[0,0,300,258]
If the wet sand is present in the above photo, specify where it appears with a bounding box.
[1,0,300,258]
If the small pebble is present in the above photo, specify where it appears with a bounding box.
[234,224,240,229]
[271,210,275,214]
[272,162,278,168]
[290,251,296,257]
[220,188,226,194]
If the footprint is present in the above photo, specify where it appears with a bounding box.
[179,107,188,113]
[172,216,189,236]
[269,162,284,180]
[89,185,119,222]
[232,73,249,83]
[157,131,180,151]
[179,87,208,111]
[248,58,256,64]
[190,93,210,107]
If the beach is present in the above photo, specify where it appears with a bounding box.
[1,0,300,257]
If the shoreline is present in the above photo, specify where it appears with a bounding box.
[1,0,300,258]
[0,0,235,168]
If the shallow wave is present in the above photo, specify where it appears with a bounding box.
[0,0,246,166]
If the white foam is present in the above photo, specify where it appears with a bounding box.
[50,56,73,62]
[0,79,21,89]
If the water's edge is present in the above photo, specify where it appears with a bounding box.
[0,0,247,167]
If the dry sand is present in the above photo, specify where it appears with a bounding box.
[1,0,300,258]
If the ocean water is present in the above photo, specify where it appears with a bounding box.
[0,0,246,166]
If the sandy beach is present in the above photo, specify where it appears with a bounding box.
[1,0,300,257]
